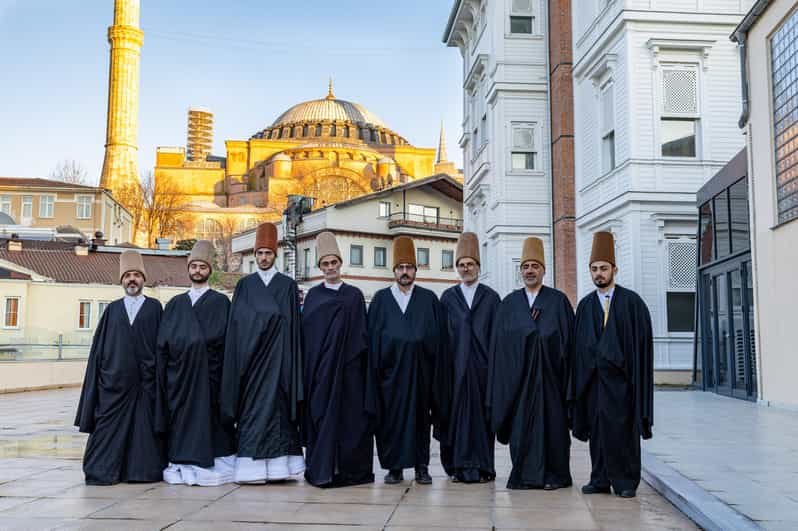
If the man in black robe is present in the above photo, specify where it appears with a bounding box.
[366,235,444,485]
[301,231,373,488]
[438,232,499,483]
[156,240,235,486]
[487,237,574,490]
[571,231,653,498]
[221,222,305,483]
[75,250,164,485]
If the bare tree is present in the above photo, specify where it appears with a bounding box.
[114,172,187,247]
[49,160,89,185]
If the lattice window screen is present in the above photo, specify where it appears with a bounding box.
[513,126,535,149]
[667,240,697,290]
[512,0,533,13]
[662,69,698,115]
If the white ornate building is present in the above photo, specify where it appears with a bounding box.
[572,0,752,380]
[443,0,555,297]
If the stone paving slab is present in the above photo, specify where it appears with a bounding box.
[643,390,798,530]
[0,388,698,530]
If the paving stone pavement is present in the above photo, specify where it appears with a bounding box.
[0,388,698,530]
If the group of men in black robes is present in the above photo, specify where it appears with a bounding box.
[75,221,652,498]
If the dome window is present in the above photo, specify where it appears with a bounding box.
[302,124,309,137]
[315,124,322,136]
[343,125,350,138]
[330,123,337,137]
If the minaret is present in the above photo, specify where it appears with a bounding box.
[436,120,448,164]
[99,0,144,193]
[434,121,460,180]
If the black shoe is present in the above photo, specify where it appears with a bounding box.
[581,483,611,494]
[384,470,403,484]
[544,483,565,491]
[617,489,636,498]
[415,466,432,485]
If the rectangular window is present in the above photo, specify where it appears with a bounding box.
[601,83,616,173]
[728,178,750,253]
[699,201,714,265]
[423,206,439,224]
[441,250,454,270]
[666,239,697,333]
[303,248,311,274]
[408,203,425,223]
[98,301,110,319]
[660,66,699,158]
[4,297,19,328]
[771,10,798,223]
[511,123,536,171]
[510,0,534,34]
[39,195,55,218]
[21,195,33,219]
[78,301,91,329]
[374,246,387,267]
[350,245,363,266]
[0,195,10,215]
[76,195,92,219]
[667,292,695,332]
[417,247,430,268]
[379,201,391,218]
[714,190,731,259]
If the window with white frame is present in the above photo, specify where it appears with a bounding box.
[408,203,425,222]
[78,301,92,330]
[665,238,697,332]
[601,82,616,173]
[417,247,430,268]
[0,195,10,216]
[511,123,536,171]
[39,195,55,218]
[303,248,311,275]
[441,250,454,270]
[350,245,363,266]
[374,246,387,268]
[4,297,20,328]
[98,301,110,320]
[21,195,32,220]
[660,65,699,158]
[379,201,391,218]
[76,195,92,219]
[509,0,534,34]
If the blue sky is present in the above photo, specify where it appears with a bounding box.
[0,0,463,184]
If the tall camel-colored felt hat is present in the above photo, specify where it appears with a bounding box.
[590,231,616,266]
[188,239,215,270]
[521,237,545,267]
[392,236,416,269]
[254,222,278,253]
[455,232,480,266]
[315,231,341,266]
[119,250,147,282]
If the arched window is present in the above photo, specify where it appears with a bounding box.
[302,124,309,136]
[315,124,322,136]
[343,125,350,138]
[196,218,222,241]
[370,129,377,142]
[330,123,337,137]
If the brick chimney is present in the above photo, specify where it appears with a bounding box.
[74,238,90,256]
[7,234,21,252]
[91,231,106,248]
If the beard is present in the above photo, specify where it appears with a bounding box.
[593,274,613,288]
[257,260,273,271]
[124,282,142,296]
[190,272,211,284]
[397,274,413,286]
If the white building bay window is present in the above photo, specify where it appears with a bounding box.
[511,123,536,171]
[661,65,700,158]
[601,82,616,173]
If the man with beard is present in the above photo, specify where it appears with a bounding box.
[156,240,235,486]
[75,250,164,485]
[221,222,305,483]
[438,232,500,483]
[301,232,373,488]
[366,236,444,485]
[487,237,574,490]
[571,231,653,498]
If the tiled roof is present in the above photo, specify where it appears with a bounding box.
[0,177,102,191]
[0,240,191,287]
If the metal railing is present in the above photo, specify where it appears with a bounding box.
[386,212,463,232]
[0,337,90,361]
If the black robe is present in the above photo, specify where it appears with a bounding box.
[75,297,165,485]
[155,290,235,468]
[438,283,500,482]
[301,283,373,488]
[365,285,444,470]
[220,271,303,460]
[571,285,653,493]
[487,286,574,489]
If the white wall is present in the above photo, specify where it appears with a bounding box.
[745,0,798,408]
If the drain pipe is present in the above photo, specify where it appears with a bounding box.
[736,34,750,129]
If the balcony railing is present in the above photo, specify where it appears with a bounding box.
[387,212,463,232]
